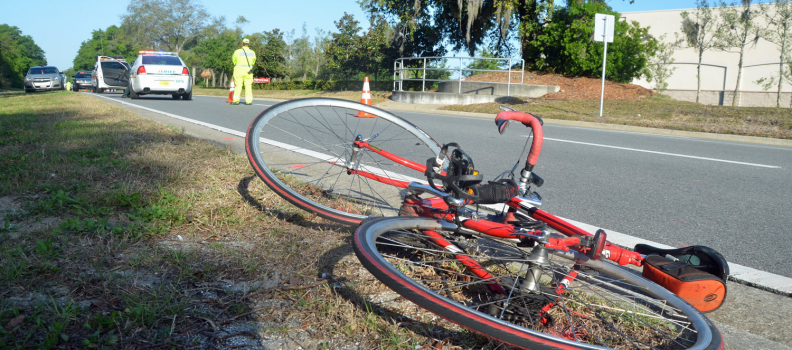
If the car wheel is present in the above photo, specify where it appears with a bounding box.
[25,89,31,93]
[182,91,192,100]
[129,86,140,99]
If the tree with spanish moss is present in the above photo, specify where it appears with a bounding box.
[359,0,553,65]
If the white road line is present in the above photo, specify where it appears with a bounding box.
[540,137,782,169]
[94,93,792,296]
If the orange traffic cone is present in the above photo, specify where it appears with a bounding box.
[225,79,235,103]
[355,77,376,118]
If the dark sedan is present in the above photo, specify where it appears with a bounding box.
[72,71,93,91]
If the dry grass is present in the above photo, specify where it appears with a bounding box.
[193,87,393,105]
[442,94,792,139]
[0,90,502,349]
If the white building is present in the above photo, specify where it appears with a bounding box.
[623,5,790,107]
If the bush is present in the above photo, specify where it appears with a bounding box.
[532,2,657,83]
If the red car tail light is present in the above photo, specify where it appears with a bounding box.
[181,67,189,75]
[137,66,147,74]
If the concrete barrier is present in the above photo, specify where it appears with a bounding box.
[663,89,792,107]
[437,81,559,97]
[391,91,526,105]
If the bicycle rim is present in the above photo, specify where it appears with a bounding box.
[246,98,441,225]
[353,217,722,350]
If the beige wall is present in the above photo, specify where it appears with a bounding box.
[622,5,788,106]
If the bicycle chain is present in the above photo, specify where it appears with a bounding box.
[486,290,556,326]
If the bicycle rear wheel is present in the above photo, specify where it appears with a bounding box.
[353,217,723,350]
[246,98,441,225]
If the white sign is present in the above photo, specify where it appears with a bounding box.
[594,14,615,43]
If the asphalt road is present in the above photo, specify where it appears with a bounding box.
[95,93,792,279]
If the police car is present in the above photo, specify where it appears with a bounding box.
[127,51,192,100]
[91,55,131,93]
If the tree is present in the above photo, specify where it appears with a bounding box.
[326,13,364,80]
[249,30,289,79]
[121,0,210,54]
[759,0,792,107]
[190,28,240,87]
[72,26,138,71]
[360,0,530,62]
[309,30,331,80]
[287,24,329,81]
[643,34,682,92]
[681,0,723,103]
[717,0,763,106]
[0,24,46,88]
[463,49,504,78]
[533,2,658,83]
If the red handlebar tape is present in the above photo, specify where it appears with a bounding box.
[495,111,544,167]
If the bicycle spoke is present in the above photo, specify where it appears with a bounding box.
[365,225,705,350]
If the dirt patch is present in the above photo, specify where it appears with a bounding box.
[465,71,656,101]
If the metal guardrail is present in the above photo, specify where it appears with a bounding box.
[393,56,525,96]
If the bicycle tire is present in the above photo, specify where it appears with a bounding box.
[246,98,442,225]
[353,216,723,350]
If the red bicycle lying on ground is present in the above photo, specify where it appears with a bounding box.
[245,98,728,350]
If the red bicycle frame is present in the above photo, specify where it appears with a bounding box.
[346,140,644,268]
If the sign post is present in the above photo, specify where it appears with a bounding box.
[594,13,615,117]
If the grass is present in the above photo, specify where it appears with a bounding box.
[193,86,393,105]
[0,90,506,349]
[442,94,792,140]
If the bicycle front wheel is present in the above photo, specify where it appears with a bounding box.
[353,217,723,350]
[246,98,441,225]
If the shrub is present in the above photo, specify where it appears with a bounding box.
[532,2,658,83]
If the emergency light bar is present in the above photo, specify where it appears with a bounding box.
[138,50,178,56]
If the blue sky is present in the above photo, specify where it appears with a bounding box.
[0,0,712,71]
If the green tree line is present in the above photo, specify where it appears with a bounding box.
[0,24,46,89]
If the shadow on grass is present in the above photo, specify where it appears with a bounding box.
[317,238,496,349]
[236,175,351,233]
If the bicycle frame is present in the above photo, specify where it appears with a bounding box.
[345,139,645,268]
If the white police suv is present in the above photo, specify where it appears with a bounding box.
[127,51,192,100]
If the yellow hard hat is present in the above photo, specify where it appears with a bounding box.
[242,38,250,44]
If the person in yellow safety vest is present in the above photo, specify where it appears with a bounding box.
[232,38,256,105]
[65,81,71,91]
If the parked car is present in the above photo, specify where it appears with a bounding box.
[127,51,192,100]
[91,55,131,93]
[24,66,65,92]
[72,71,93,91]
